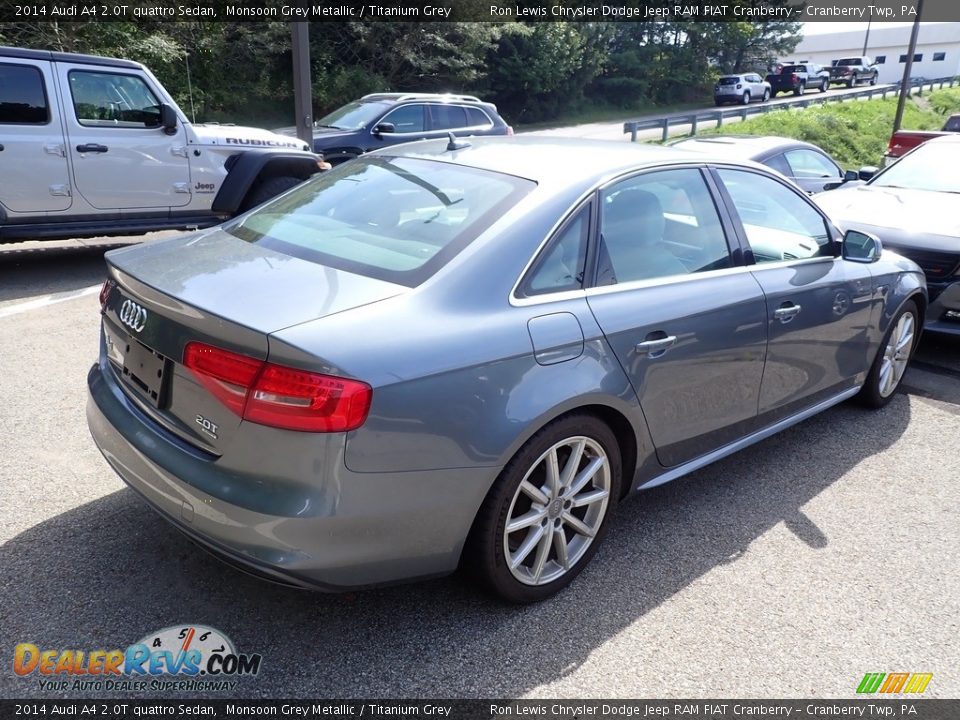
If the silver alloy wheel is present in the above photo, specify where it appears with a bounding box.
[878,311,915,397]
[503,436,611,586]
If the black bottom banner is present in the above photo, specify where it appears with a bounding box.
[2,700,958,720]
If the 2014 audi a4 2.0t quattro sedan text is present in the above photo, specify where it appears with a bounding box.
[87,137,926,603]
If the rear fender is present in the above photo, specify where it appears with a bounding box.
[212,151,320,214]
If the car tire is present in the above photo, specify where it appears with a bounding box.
[762,88,771,102]
[464,413,622,603]
[870,75,878,86]
[715,99,724,107]
[847,75,856,88]
[794,82,805,96]
[821,79,829,92]
[741,91,751,105]
[242,176,302,211]
[856,300,919,409]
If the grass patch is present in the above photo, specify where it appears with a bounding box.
[697,88,960,168]
[516,100,705,131]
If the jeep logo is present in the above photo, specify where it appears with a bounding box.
[194,182,215,193]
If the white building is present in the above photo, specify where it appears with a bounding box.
[788,22,960,84]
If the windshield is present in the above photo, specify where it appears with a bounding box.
[835,58,860,65]
[226,157,535,287]
[315,101,391,130]
[871,142,960,194]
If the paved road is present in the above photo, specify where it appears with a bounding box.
[0,240,958,699]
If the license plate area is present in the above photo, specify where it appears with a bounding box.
[105,323,170,408]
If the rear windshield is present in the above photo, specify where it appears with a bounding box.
[782,66,804,73]
[718,77,739,85]
[226,157,535,287]
[835,58,860,65]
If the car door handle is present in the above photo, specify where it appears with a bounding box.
[636,335,677,357]
[76,144,108,154]
[774,303,802,323]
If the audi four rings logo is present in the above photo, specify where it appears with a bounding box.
[119,299,148,333]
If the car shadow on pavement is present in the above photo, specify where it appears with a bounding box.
[0,398,910,698]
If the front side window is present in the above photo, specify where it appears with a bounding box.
[716,169,833,264]
[69,70,160,127]
[226,156,535,287]
[596,168,732,285]
[381,104,425,133]
[0,63,48,124]
[784,149,842,180]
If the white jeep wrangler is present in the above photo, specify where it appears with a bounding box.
[0,46,325,243]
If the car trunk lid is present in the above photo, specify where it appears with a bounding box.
[100,229,403,454]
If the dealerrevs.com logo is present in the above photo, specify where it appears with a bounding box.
[13,625,262,692]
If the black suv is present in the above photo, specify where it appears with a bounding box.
[766,63,831,97]
[284,93,513,165]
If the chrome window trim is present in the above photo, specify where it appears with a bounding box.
[509,161,742,308]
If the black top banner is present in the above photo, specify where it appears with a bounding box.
[3,700,960,720]
[4,0,960,23]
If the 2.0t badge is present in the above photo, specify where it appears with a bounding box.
[119,299,148,333]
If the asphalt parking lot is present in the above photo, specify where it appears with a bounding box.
[1,238,958,699]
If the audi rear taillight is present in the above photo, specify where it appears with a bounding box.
[99,280,116,309]
[183,342,371,432]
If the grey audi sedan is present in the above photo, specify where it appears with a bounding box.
[87,137,925,603]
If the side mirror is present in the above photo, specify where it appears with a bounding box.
[842,229,883,263]
[159,103,178,135]
[843,169,859,182]
[859,166,878,181]
[373,122,395,136]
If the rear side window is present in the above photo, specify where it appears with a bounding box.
[429,104,468,130]
[227,157,535,287]
[784,149,841,179]
[521,205,589,296]
[465,107,493,128]
[0,64,48,124]
[69,70,161,127]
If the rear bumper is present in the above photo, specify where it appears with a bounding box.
[925,280,960,336]
[86,359,497,590]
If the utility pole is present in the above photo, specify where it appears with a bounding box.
[893,0,924,133]
[291,22,313,146]
[861,20,872,57]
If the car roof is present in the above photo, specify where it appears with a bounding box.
[372,136,769,189]
[671,135,820,159]
[0,45,143,70]
[359,93,484,105]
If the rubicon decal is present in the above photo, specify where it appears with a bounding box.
[13,625,261,692]
[856,672,933,694]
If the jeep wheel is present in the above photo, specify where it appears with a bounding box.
[242,176,302,211]
[741,90,751,105]
[762,88,771,102]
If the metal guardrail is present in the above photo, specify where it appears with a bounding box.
[623,76,960,143]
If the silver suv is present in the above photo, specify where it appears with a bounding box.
[714,73,772,106]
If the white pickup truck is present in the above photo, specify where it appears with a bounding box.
[0,46,325,243]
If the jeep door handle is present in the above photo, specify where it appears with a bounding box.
[636,335,677,357]
[774,303,802,323]
[76,144,109,153]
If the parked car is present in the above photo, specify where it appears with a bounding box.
[714,73,772,106]
[766,63,831,96]
[277,93,513,165]
[829,57,880,87]
[87,137,925,603]
[670,135,868,194]
[882,113,960,165]
[816,134,960,336]
[0,46,323,244]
